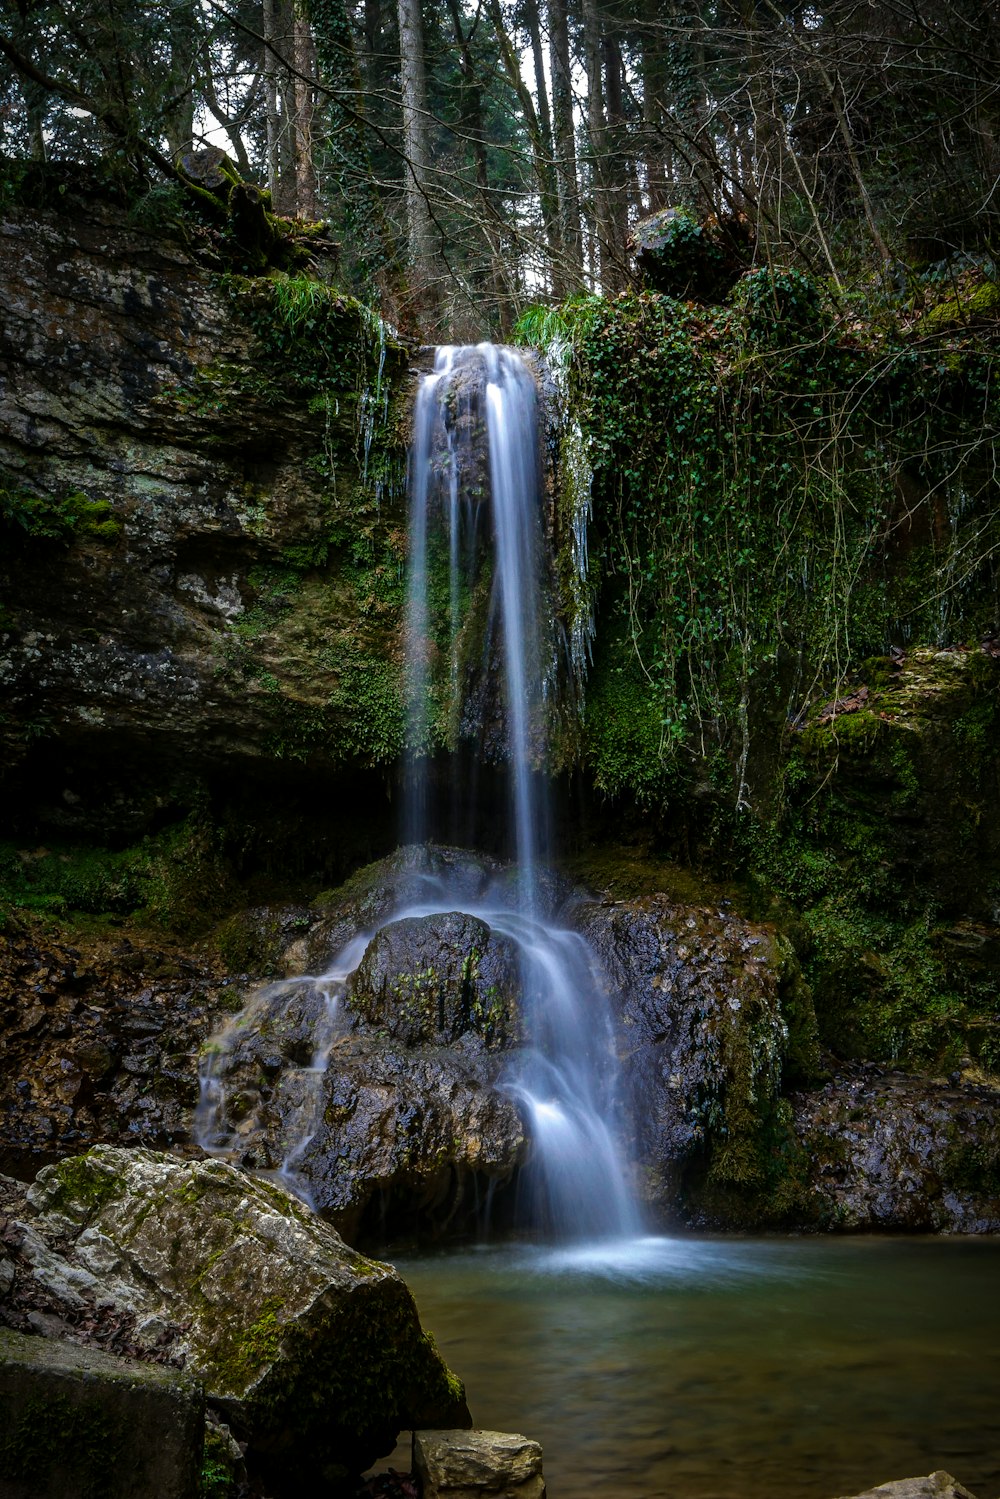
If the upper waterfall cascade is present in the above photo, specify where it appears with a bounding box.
[197,343,640,1242]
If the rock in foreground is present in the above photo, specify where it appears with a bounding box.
[833,1474,979,1499]
[23,1147,470,1495]
[414,1429,545,1499]
[0,1326,204,1499]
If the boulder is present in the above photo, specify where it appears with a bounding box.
[790,1066,1000,1231]
[832,1475,979,1499]
[414,1429,545,1499]
[0,1325,204,1499]
[630,206,753,301]
[22,1147,470,1495]
[347,911,520,1047]
[573,894,811,1217]
[199,965,526,1242]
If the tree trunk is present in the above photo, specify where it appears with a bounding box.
[548,0,584,291]
[581,0,616,290]
[164,0,197,161]
[292,10,319,219]
[640,0,669,211]
[397,0,438,308]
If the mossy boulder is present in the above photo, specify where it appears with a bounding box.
[24,1147,471,1495]
[789,1066,1000,1231]
[347,911,520,1048]
[573,894,816,1222]
[630,206,753,301]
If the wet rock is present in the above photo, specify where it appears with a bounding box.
[832,1474,979,1499]
[414,1430,545,1499]
[0,1326,204,1499]
[305,846,503,971]
[573,895,807,1216]
[302,1039,525,1240]
[0,924,232,1175]
[790,1067,1000,1231]
[23,1147,470,1494]
[348,911,520,1048]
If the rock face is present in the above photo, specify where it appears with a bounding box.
[19,1147,470,1495]
[0,181,410,846]
[790,1066,1000,1231]
[0,1326,204,1499]
[0,923,235,1175]
[575,893,815,1217]
[414,1430,546,1499]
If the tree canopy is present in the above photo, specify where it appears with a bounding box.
[1,0,997,333]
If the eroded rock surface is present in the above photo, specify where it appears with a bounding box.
[790,1066,1000,1231]
[414,1429,546,1499]
[16,1147,469,1495]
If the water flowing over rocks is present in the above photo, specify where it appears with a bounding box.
[3,1146,469,1495]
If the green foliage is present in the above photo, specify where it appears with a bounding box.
[0,485,122,543]
[542,279,999,814]
[0,816,237,934]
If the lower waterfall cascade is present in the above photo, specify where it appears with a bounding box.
[197,342,641,1243]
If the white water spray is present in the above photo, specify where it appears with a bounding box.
[197,343,640,1243]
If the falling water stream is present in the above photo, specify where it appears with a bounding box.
[198,343,640,1240]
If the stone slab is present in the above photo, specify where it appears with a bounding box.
[0,1326,204,1499]
[833,1473,979,1499]
[414,1429,545,1499]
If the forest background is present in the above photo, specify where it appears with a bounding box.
[1,0,997,336]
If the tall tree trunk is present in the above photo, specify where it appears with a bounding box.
[603,30,629,275]
[640,0,669,211]
[164,0,197,161]
[445,0,513,320]
[581,0,616,290]
[548,0,583,291]
[263,0,295,213]
[397,0,438,308]
[486,0,561,292]
[292,10,319,218]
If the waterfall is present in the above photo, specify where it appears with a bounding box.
[196,343,640,1243]
[401,343,640,1240]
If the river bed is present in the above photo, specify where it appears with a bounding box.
[381,1235,1000,1499]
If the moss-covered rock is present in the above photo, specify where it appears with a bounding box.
[788,1065,1000,1230]
[573,893,817,1223]
[347,911,520,1048]
[24,1147,470,1495]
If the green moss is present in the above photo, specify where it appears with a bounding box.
[0,814,238,935]
[0,485,123,544]
[44,1152,123,1216]
[917,277,1000,333]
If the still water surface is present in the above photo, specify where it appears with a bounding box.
[386,1236,1000,1499]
